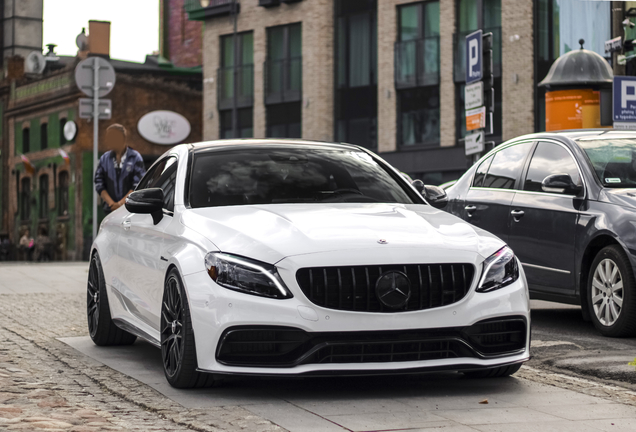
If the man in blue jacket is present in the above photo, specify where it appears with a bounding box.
[94,124,146,214]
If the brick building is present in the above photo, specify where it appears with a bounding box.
[187,0,624,184]
[1,22,202,260]
[160,0,203,67]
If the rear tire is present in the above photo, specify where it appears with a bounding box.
[87,253,137,346]
[463,363,522,379]
[161,268,221,389]
[587,245,636,337]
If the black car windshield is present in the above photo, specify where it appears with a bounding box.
[577,138,636,188]
[189,147,419,208]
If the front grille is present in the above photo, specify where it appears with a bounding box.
[296,264,474,312]
[216,316,527,368]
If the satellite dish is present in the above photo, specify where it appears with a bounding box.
[63,121,77,142]
[25,51,46,74]
[76,29,89,51]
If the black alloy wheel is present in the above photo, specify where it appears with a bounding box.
[87,253,137,346]
[588,245,636,337]
[160,268,221,388]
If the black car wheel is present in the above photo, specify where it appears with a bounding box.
[87,253,137,346]
[161,268,220,388]
[463,363,522,379]
[588,245,636,337]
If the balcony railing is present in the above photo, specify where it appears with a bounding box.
[394,36,440,89]
[453,27,501,83]
[217,64,254,110]
[184,0,236,21]
[264,57,302,104]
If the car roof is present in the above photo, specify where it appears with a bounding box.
[186,138,362,153]
[504,129,636,145]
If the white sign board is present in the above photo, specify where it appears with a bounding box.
[605,36,622,54]
[465,131,484,156]
[465,81,484,110]
[137,110,191,145]
[613,121,636,130]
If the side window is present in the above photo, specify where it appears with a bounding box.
[136,157,175,191]
[473,155,493,187]
[524,142,581,193]
[483,142,532,190]
[156,163,178,212]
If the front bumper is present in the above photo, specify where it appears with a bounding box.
[184,251,530,375]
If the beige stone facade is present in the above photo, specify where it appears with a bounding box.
[200,0,537,178]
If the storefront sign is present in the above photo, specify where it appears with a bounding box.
[137,110,191,145]
[545,89,600,131]
[466,106,486,131]
[465,81,484,110]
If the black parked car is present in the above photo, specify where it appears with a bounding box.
[442,130,636,337]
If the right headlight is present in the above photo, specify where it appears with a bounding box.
[476,246,519,293]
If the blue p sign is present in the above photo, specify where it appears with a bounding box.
[466,30,482,84]
[614,76,636,122]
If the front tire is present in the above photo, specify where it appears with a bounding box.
[87,253,137,346]
[587,245,636,337]
[463,363,522,379]
[161,268,220,389]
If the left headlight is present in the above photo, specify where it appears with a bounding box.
[204,252,293,299]
[476,246,519,293]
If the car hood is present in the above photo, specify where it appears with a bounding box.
[181,203,504,264]
[600,189,636,210]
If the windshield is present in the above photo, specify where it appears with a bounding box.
[577,138,636,188]
[189,147,419,208]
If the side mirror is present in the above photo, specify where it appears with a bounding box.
[125,188,164,225]
[424,185,448,209]
[541,174,583,196]
[411,179,425,194]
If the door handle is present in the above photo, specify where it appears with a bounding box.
[121,220,131,231]
[511,209,525,221]
[465,205,477,217]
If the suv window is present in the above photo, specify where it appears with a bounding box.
[473,155,493,187]
[483,142,532,190]
[524,142,581,193]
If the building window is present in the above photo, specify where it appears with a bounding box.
[335,0,377,150]
[58,171,69,217]
[59,118,67,145]
[40,123,48,150]
[39,174,48,219]
[22,127,30,153]
[265,23,302,104]
[218,31,254,138]
[267,102,301,138]
[395,1,440,88]
[220,107,253,139]
[396,1,440,147]
[534,0,610,131]
[20,177,30,221]
[454,0,502,142]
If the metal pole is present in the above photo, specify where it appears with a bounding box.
[232,0,238,138]
[92,58,99,243]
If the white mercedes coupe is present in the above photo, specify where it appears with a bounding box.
[88,139,530,388]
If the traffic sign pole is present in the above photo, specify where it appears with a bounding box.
[92,60,99,244]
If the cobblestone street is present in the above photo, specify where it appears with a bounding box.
[4,263,636,431]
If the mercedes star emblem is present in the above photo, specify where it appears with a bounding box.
[375,271,411,309]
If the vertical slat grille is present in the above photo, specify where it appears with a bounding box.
[296,264,475,313]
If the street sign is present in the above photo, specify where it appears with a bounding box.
[613,122,636,130]
[466,106,486,131]
[613,76,636,124]
[74,57,116,98]
[79,98,112,119]
[465,81,483,110]
[465,29,482,84]
[605,36,622,54]
[465,131,484,156]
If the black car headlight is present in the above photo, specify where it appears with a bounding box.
[476,246,519,293]
[204,252,293,299]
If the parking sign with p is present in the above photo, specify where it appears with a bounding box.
[614,76,636,123]
[466,30,482,84]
